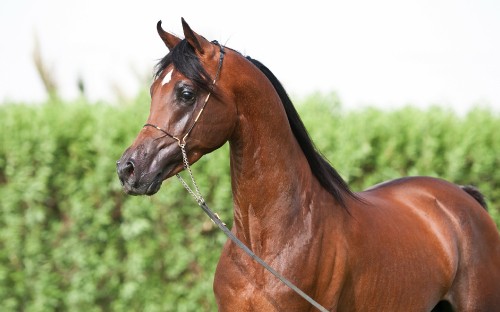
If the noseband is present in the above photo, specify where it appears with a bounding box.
[144,40,225,147]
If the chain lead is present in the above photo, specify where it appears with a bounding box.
[176,144,205,205]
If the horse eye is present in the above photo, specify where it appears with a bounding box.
[176,86,196,105]
[181,90,195,102]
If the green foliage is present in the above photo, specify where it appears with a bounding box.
[0,93,498,311]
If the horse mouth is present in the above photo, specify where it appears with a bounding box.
[145,177,163,195]
[121,172,163,196]
[121,160,182,196]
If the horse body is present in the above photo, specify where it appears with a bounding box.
[117,19,500,311]
[216,174,500,311]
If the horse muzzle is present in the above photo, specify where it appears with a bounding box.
[116,138,184,196]
[116,156,164,196]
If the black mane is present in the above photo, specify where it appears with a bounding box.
[155,43,357,208]
[246,58,356,208]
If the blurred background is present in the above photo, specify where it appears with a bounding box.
[1,0,499,311]
[2,0,500,112]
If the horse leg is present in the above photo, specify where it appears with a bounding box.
[436,184,500,312]
[447,272,500,312]
[444,238,500,311]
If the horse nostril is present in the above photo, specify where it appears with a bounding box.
[124,160,135,176]
[117,158,136,180]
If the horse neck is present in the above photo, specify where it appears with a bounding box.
[228,76,315,246]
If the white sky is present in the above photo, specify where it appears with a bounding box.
[1,0,499,113]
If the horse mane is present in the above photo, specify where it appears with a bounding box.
[155,42,357,208]
[246,57,357,208]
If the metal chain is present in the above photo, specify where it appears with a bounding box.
[176,144,205,205]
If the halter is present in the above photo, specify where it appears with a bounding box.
[144,41,329,312]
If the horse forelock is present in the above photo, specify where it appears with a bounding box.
[154,39,212,93]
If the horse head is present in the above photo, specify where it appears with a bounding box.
[117,19,237,195]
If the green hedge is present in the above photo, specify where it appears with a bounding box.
[0,93,498,311]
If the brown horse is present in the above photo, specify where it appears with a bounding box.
[117,18,500,311]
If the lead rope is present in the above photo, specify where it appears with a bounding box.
[176,144,330,312]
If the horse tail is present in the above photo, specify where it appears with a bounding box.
[461,185,488,211]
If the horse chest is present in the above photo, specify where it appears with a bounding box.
[213,241,326,311]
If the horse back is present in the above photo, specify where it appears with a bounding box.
[358,176,499,252]
[360,176,495,230]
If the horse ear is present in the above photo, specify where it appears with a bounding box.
[181,17,211,55]
[157,20,181,50]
